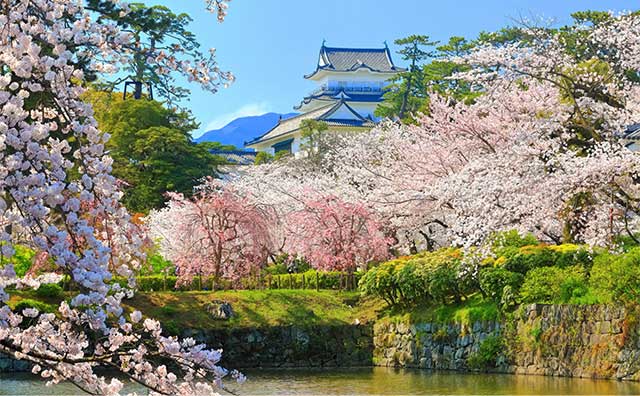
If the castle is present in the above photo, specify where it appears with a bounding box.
[245,42,404,156]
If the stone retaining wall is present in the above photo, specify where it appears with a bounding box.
[0,354,31,372]
[182,324,374,368]
[4,304,640,380]
[373,304,640,381]
[373,319,505,371]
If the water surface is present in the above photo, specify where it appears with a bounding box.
[2,367,640,395]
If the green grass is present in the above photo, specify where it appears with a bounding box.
[381,294,500,326]
[7,288,500,333]
[125,290,384,330]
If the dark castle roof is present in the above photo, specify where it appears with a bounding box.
[304,44,405,79]
[623,123,640,139]
[245,99,374,147]
[294,88,385,110]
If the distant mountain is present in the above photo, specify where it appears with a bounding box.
[196,112,297,148]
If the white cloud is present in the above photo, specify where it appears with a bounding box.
[193,102,272,138]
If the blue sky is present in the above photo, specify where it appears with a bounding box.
[139,0,634,138]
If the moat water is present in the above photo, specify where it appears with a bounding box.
[2,367,640,395]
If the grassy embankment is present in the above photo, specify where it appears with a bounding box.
[7,288,498,333]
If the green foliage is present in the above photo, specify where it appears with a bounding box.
[360,249,467,307]
[490,230,539,253]
[198,142,238,151]
[426,259,459,304]
[384,295,498,327]
[263,263,288,275]
[269,253,311,273]
[530,326,543,343]
[254,151,274,165]
[376,35,438,121]
[300,119,329,158]
[589,248,640,303]
[35,284,63,299]
[377,35,479,122]
[359,259,399,305]
[13,299,56,314]
[84,91,224,213]
[274,150,292,162]
[267,270,362,291]
[141,253,175,275]
[478,267,523,302]
[467,335,503,370]
[364,233,609,311]
[2,245,36,277]
[491,243,593,275]
[85,1,213,105]
[113,275,177,291]
[519,265,586,304]
[162,320,181,336]
[432,327,449,342]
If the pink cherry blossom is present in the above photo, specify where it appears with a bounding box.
[148,182,273,287]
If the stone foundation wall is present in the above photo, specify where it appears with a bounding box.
[4,304,640,379]
[373,319,506,371]
[373,304,640,381]
[0,354,31,372]
[508,304,635,379]
[0,325,373,372]
[182,324,374,368]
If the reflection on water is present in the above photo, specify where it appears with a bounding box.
[3,367,640,395]
[233,368,640,396]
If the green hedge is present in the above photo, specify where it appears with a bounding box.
[108,271,360,292]
[359,249,469,307]
[361,239,602,308]
[519,265,587,304]
[488,244,594,274]
[589,247,640,303]
[265,270,362,290]
[112,276,224,291]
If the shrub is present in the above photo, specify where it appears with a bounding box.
[590,248,640,303]
[497,244,594,275]
[467,335,503,370]
[427,261,459,304]
[478,267,524,302]
[1,245,36,277]
[500,245,555,274]
[360,248,466,307]
[14,299,56,314]
[359,260,400,305]
[490,230,539,254]
[559,275,589,303]
[254,151,273,165]
[519,265,586,304]
[144,253,175,275]
[35,283,63,299]
[393,261,426,305]
[264,263,288,275]
[269,270,363,291]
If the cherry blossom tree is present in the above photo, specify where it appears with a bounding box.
[148,184,272,288]
[285,194,392,272]
[0,0,246,394]
[229,12,640,252]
